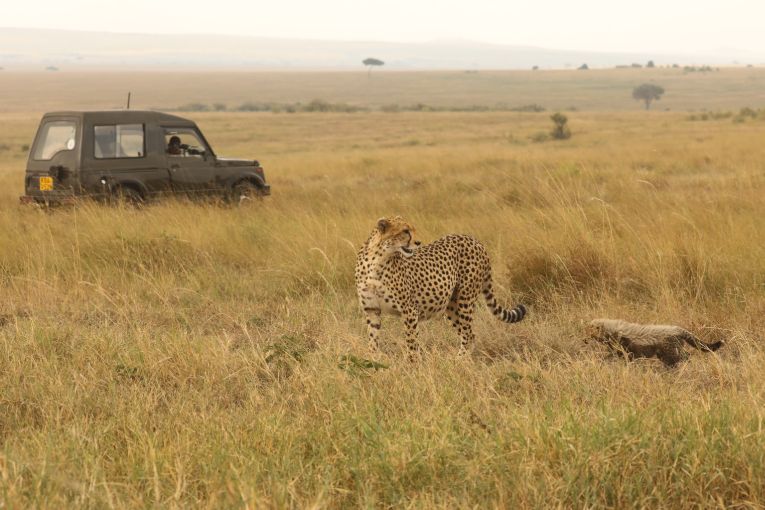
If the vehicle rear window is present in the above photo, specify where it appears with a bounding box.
[33,121,77,160]
[94,124,144,159]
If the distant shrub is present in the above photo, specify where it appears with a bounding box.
[298,99,365,113]
[380,104,401,113]
[212,103,227,112]
[684,65,716,73]
[739,107,758,119]
[646,60,656,68]
[578,63,589,70]
[631,63,643,68]
[686,111,733,121]
[550,113,571,140]
[529,132,549,143]
[511,104,546,112]
[732,107,761,123]
[532,65,539,71]
[178,103,210,112]
[236,102,272,112]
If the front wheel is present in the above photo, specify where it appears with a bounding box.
[231,180,264,206]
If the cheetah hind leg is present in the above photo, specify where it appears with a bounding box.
[447,299,476,355]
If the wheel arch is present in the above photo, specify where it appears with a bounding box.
[108,178,148,198]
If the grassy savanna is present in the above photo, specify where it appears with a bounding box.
[2,67,765,112]
[1,104,765,507]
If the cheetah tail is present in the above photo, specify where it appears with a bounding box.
[482,281,527,324]
[682,331,724,352]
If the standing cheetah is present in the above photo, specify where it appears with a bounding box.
[355,216,526,355]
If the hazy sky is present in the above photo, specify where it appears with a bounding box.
[5,0,765,54]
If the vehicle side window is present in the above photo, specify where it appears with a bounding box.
[33,121,76,161]
[165,129,208,157]
[94,124,144,159]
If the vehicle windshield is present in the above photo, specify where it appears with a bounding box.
[33,121,77,160]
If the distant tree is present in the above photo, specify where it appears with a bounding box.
[532,65,539,71]
[578,63,589,70]
[671,63,680,68]
[646,60,655,68]
[363,58,384,77]
[632,83,665,110]
[212,103,227,112]
[550,112,571,140]
[631,63,643,68]
[45,66,59,72]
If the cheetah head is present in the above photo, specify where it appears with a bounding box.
[372,216,421,258]
[584,319,606,344]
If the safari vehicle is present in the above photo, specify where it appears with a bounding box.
[20,110,269,205]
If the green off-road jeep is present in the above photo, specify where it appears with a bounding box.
[21,110,270,205]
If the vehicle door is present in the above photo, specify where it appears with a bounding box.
[86,122,171,196]
[163,128,220,195]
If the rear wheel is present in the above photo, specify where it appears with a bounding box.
[231,180,263,205]
[111,186,144,208]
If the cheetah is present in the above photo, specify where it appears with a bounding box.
[355,216,527,355]
[586,319,724,367]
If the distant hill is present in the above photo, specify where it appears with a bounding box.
[1,27,759,70]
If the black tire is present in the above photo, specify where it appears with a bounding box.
[231,180,263,206]
[111,186,144,208]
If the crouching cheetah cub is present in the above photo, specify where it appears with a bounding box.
[586,319,724,367]
[355,216,527,355]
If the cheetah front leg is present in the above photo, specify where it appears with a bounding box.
[403,309,421,360]
[364,307,382,351]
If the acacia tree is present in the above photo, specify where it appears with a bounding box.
[632,83,665,110]
[363,58,384,77]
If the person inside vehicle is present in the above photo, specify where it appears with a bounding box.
[167,135,182,155]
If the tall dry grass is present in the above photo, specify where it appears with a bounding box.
[0,110,764,507]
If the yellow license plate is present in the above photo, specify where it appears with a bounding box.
[39,176,53,191]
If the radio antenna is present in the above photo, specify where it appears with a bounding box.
[126,92,131,110]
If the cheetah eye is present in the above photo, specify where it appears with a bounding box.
[403,229,410,235]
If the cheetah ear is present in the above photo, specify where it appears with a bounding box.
[377,218,390,233]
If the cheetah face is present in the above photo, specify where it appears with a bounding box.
[375,216,420,258]
[584,320,605,344]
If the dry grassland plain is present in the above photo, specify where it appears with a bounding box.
[0,69,764,508]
